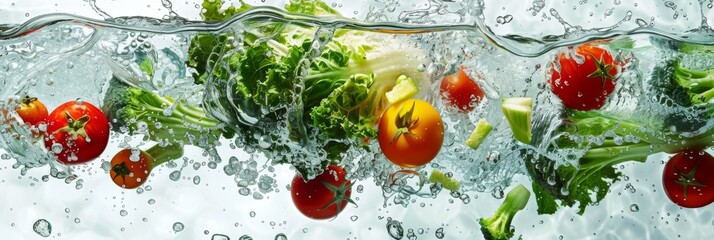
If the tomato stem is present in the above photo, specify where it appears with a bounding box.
[585,53,617,87]
[320,180,357,220]
[391,102,419,144]
[674,162,707,200]
[52,111,90,139]
[21,96,37,105]
[146,143,185,168]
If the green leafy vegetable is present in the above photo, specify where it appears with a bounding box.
[526,109,714,215]
[184,0,429,175]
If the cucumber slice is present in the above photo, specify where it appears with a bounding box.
[502,97,533,106]
[465,119,493,149]
[502,97,533,144]
[428,169,461,191]
[386,75,419,104]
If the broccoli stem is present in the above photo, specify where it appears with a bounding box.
[480,184,531,240]
[569,130,714,190]
[578,142,654,169]
[104,75,227,147]
[145,144,185,168]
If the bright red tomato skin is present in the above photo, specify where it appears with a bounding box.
[291,165,352,219]
[440,67,485,112]
[549,45,618,111]
[44,101,110,164]
[16,97,49,127]
[662,150,714,208]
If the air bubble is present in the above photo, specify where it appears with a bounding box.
[386,219,404,239]
[274,233,288,240]
[173,222,184,232]
[211,234,230,240]
[491,186,504,199]
[33,219,52,237]
[435,227,445,239]
[169,170,181,181]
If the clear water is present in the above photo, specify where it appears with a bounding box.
[1,0,714,239]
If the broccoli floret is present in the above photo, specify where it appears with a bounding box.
[479,184,531,240]
[673,60,714,105]
[102,76,233,148]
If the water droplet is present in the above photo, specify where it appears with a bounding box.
[274,233,288,240]
[173,222,184,232]
[386,219,404,239]
[435,227,445,239]
[491,186,504,199]
[630,204,639,212]
[148,199,156,204]
[212,234,230,240]
[130,148,141,162]
[350,215,359,221]
[51,143,63,153]
[664,1,676,10]
[249,211,256,218]
[74,218,80,223]
[120,210,128,217]
[33,219,52,237]
[239,235,253,240]
[193,176,201,185]
[169,170,181,181]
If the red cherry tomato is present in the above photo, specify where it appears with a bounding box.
[662,150,714,208]
[291,165,354,219]
[44,100,110,164]
[16,96,49,127]
[440,66,485,112]
[549,44,619,111]
[109,149,153,189]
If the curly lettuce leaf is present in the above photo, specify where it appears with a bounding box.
[310,74,378,141]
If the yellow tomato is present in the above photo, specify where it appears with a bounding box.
[378,99,444,168]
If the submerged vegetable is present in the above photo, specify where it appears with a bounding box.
[378,99,444,168]
[502,97,532,144]
[479,184,530,240]
[428,169,460,192]
[662,150,714,208]
[188,0,430,174]
[526,109,714,214]
[45,100,110,164]
[16,96,48,127]
[102,76,233,148]
[109,144,184,189]
[290,164,355,219]
[440,66,485,112]
[465,119,493,150]
[549,44,619,111]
